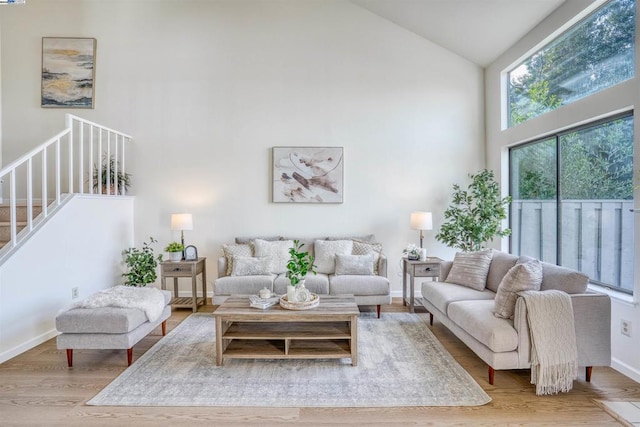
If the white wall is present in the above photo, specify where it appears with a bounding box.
[0,0,485,295]
[0,195,134,363]
[485,0,640,382]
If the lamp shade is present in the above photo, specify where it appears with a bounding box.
[171,213,193,231]
[410,212,433,231]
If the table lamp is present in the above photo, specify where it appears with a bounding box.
[171,213,193,254]
[410,211,433,248]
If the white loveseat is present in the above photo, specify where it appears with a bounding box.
[214,235,391,317]
[421,250,611,385]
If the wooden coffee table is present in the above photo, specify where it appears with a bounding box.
[213,295,359,366]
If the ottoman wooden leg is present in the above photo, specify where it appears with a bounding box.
[162,320,167,336]
[127,348,133,366]
[377,305,381,318]
[66,349,73,367]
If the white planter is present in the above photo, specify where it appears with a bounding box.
[168,252,182,262]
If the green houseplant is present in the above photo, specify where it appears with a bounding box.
[436,169,512,252]
[93,155,132,195]
[164,241,185,262]
[122,237,163,286]
[285,240,317,301]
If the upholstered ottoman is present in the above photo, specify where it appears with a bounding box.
[56,288,172,367]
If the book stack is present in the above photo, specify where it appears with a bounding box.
[249,295,279,309]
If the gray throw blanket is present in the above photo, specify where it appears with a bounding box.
[519,289,578,395]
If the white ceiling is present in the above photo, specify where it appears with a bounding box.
[350,0,567,67]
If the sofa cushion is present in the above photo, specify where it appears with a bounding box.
[214,275,275,296]
[230,256,272,276]
[446,249,493,291]
[273,273,330,295]
[235,236,281,244]
[486,250,519,293]
[326,234,376,243]
[421,281,495,314]
[314,239,354,274]
[335,254,375,276]
[494,259,543,319]
[330,274,390,296]
[253,239,294,274]
[448,300,519,353]
[541,262,589,294]
[518,256,590,294]
[56,307,149,334]
[352,241,383,275]
[222,243,253,276]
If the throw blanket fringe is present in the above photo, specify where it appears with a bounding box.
[67,286,165,322]
[520,290,578,396]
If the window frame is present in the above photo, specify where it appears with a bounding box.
[508,111,635,295]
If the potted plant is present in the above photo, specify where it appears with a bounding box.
[164,241,185,261]
[285,240,317,302]
[436,169,512,252]
[93,154,132,195]
[122,237,163,286]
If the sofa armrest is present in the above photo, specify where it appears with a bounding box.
[514,291,611,368]
[439,261,453,281]
[217,256,227,278]
[571,291,611,367]
[378,254,388,277]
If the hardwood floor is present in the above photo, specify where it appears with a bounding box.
[1,298,638,426]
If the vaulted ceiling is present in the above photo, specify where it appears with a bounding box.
[350,0,567,67]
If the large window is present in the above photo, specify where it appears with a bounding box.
[508,0,635,127]
[510,114,634,293]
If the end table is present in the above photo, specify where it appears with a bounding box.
[402,257,443,313]
[160,257,207,312]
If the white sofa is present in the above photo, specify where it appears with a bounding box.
[421,250,611,385]
[214,235,391,317]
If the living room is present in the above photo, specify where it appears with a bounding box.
[0,0,639,424]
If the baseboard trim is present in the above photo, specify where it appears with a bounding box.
[611,358,640,383]
[0,329,59,364]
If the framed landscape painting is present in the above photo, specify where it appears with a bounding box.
[273,147,344,203]
[41,37,96,108]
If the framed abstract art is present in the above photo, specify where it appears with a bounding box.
[41,37,96,108]
[272,147,344,203]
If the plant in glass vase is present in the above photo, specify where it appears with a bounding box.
[285,240,317,302]
[403,243,421,260]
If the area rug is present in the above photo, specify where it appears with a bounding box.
[87,313,491,407]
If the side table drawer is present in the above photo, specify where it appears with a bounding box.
[411,264,440,277]
[162,264,194,277]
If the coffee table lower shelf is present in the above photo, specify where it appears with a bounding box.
[220,322,353,362]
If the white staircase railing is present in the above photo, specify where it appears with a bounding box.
[0,114,132,262]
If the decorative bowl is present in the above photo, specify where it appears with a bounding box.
[279,293,320,310]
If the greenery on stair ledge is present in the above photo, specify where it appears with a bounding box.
[436,169,512,252]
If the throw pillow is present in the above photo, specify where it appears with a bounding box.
[253,239,294,274]
[314,239,354,274]
[352,241,383,275]
[494,259,543,319]
[222,243,253,276]
[230,256,272,276]
[445,249,493,291]
[335,254,375,276]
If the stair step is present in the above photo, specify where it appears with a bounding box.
[0,205,43,222]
